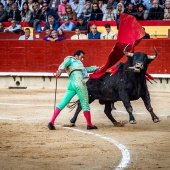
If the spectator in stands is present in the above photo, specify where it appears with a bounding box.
[5,19,22,32]
[65,5,77,21]
[38,2,58,22]
[160,0,166,9]
[19,28,33,40]
[82,0,92,21]
[71,27,87,39]
[0,3,7,22]
[43,15,60,31]
[8,3,21,22]
[0,21,5,32]
[147,0,164,20]
[28,2,40,28]
[58,0,70,21]
[119,0,128,8]
[98,0,107,13]
[124,3,137,16]
[107,0,118,9]
[88,24,102,39]
[143,0,154,12]
[5,0,13,14]
[142,27,150,39]
[37,0,43,9]
[15,0,26,11]
[43,27,51,41]
[115,3,124,29]
[20,2,32,22]
[28,0,34,12]
[90,3,103,21]
[132,0,141,9]
[75,15,87,30]
[45,30,66,42]
[135,3,148,20]
[57,16,75,31]
[48,0,60,11]
[103,4,115,21]
[101,23,117,39]
[163,0,170,20]
[71,0,85,18]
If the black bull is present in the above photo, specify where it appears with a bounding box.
[69,45,159,127]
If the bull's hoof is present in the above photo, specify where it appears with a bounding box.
[153,118,160,123]
[113,122,124,127]
[87,125,98,130]
[129,120,137,124]
[62,123,76,127]
[48,122,56,130]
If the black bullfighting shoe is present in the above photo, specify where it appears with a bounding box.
[48,122,56,130]
[87,125,98,130]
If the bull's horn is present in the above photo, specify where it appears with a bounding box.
[123,44,134,57]
[147,46,158,60]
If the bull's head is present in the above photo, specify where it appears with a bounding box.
[123,44,158,72]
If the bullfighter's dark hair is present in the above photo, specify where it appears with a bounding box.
[74,50,85,56]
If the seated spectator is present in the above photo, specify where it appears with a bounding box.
[57,16,75,31]
[88,24,102,39]
[142,27,150,39]
[5,0,13,15]
[135,3,148,20]
[38,2,58,22]
[38,0,43,9]
[119,0,128,9]
[82,0,92,22]
[43,15,60,31]
[107,0,118,9]
[71,27,87,39]
[0,3,7,22]
[132,0,141,9]
[58,0,70,20]
[8,3,21,22]
[28,0,34,12]
[103,4,115,21]
[98,0,107,13]
[124,3,137,16]
[75,16,87,30]
[90,3,103,21]
[143,0,154,12]
[0,22,5,32]
[19,28,33,40]
[163,0,170,20]
[65,5,77,21]
[71,0,85,18]
[43,27,51,40]
[101,23,117,39]
[115,3,124,29]
[20,2,32,22]
[45,30,66,42]
[29,2,40,28]
[5,19,22,32]
[147,0,164,20]
[48,0,60,11]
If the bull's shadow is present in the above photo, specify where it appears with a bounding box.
[68,44,159,127]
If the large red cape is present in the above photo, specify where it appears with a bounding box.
[90,14,145,79]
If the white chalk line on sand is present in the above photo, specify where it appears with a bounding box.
[0,116,130,170]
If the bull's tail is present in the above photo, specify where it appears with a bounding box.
[67,100,80,112]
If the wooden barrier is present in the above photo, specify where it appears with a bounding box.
[0,39,170,74]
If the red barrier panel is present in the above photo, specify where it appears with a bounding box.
[0,39,170,74]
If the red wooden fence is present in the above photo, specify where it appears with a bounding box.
[0,39,170,74]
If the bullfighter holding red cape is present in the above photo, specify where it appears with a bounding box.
[90,13,145,79]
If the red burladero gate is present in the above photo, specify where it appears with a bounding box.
[0,39,170,74]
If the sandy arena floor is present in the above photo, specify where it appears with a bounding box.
[0,88,170,170]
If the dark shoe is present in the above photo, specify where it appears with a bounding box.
[48,122,56,130]
[87,125,98,130]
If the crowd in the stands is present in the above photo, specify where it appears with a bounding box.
[0,0,169,40]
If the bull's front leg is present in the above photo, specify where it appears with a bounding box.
[141,88,159,123]
[119,92,136,124]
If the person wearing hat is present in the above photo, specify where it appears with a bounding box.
[101,23,117,39]
[7,3,21,22]
[102,4,115,21]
